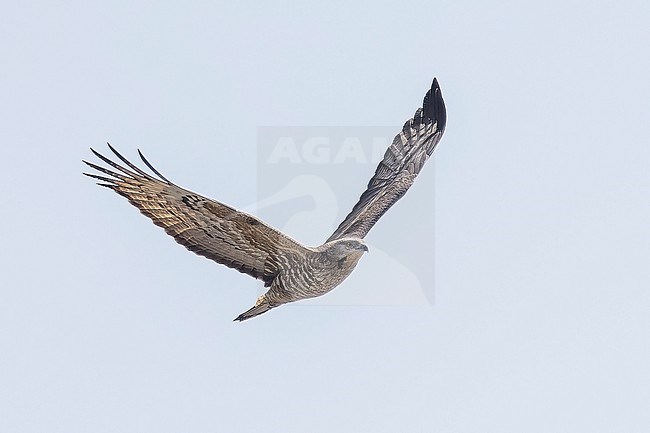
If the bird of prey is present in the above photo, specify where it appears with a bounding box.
[83,78,447,321]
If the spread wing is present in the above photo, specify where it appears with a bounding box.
[327,78,447,242]
[83,144,306,287]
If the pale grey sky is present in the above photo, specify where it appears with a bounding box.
[2,1,650,432]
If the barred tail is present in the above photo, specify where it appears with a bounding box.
[234,302,273,322]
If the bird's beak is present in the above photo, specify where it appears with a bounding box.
[360,244,369,252]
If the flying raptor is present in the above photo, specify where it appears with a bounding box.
[84,78,447,321]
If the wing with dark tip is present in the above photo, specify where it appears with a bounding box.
[326,78,447,242]
[83,144,307,286]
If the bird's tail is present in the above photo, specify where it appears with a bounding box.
[234,302,273,322]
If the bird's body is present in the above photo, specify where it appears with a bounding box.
[84,78,447,321]
[238,238,367,320]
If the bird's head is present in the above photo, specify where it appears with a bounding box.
[322,238,369,259]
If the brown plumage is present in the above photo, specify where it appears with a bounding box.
[83,78,447,321]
